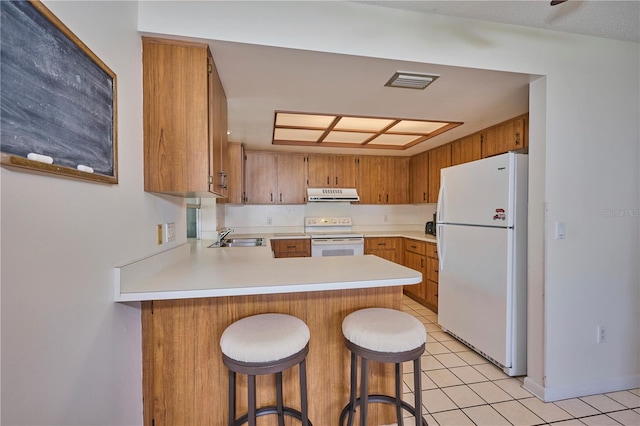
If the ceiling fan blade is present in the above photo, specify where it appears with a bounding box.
[550,0,568,5]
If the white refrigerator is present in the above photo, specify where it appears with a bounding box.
[436,152,528,376]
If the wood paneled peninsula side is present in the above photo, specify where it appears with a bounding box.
[115,241,421,426]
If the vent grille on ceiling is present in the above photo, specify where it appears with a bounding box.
[385,71,439,90]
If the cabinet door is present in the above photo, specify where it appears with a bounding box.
[208,52,228,197]
[409,152,429,203]
[428,144,452,203]
[387,157,409,204]
[143,38,211,195]
[225,143,244,204]
[244,151,277,204]
[307,154,333,187]
[481,115,526,158]
[451,133,481,166]
[403,251,425,300]
[365,237,401,263]
[277,153,307,204]
[356,156,382,204]
[334,155,357,188]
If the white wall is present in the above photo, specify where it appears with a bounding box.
[216,203,435,235]
[0,1,186,424]
[139,1,640,401]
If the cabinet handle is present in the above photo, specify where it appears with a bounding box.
[335,176,338,185]
[286,245,297,249]
[377,242,386,246]
[421,259,424,268]
[423,192,426,201]
[515,132,520,145]
[270,193,273,202]
[279,193,282,203]
[326,176,330,185]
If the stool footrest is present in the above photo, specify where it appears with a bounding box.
[339,395,428,426]
[233,405,313,426]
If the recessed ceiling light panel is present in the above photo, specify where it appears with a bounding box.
[385,71,439,90]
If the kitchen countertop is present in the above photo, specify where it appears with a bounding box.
[269,230,437,243]
[115,239,422,302]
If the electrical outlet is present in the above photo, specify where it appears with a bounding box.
[597,325,605,343]
[157,224,163,245]
[165,222,176,243]
[267,216,273,225]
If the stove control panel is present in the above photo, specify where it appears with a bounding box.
[305,217,352,227]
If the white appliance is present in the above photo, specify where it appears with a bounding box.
[307,188,359,202]
[436,152,528,376]
[304,217,364,257]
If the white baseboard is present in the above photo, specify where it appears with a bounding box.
[524,374,640,402]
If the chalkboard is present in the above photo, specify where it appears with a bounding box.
[0,0,117,183]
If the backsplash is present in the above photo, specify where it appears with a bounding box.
[198,201,437,239]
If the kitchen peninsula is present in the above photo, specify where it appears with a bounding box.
[116,241,421,425]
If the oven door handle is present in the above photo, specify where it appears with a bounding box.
[311,238,364,245]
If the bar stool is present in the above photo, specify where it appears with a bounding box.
[339,307,428,426]
[220,313,312,426]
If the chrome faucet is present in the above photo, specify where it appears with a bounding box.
[217,228,233,246]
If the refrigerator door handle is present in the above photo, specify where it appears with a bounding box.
[436,176,445,222]
[436,225,444,271]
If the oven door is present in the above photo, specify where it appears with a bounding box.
[311,237,364,257]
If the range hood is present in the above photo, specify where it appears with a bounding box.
[307,188,360,202]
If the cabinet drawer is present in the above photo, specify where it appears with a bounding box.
[426,257,439,282]
[426,242,438,259]
[404,239,426,255]
[365,237,402,251]
[271,239,310,255]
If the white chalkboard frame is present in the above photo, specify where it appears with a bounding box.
[1,0,117,184]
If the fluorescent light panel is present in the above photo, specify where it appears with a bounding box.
[273,111,461,150]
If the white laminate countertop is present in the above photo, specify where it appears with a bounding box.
[115,238,423,302]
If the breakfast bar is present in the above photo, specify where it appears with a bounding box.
[116,241,422,425]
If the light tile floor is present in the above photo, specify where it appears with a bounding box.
[399,297,640,426]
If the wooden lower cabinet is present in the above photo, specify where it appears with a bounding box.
[425,242,439,312]
[271,238,310,258]
[364,237,403,264]
[402,239,427,303]
[401,239,438,312]
[142,287,402,426]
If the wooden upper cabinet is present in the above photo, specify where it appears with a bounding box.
[428,144,452,203]
[356,156,381,204]
[409,151,429,203]
[451,133,482,166]
[244,151,277,204]
[142,37,227,197]
[225,143,244,204]
[482,114,527,158]
[277,153,307,204]
[357,156,408,204]
[307,154,357,188]
[244,151,307,204]
[386,157,409,204]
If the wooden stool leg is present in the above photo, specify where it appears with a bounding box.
[299,359,309,426]
[228,370,236,426]
[360,357,369,426]
[395,363,404,426]
[248,375,257,426]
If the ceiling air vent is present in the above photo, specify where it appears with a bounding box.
[385,71,439,90]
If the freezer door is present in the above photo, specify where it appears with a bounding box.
[438,153,513,227]
[438,224,514,369]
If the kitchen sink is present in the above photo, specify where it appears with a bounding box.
[209,238,265,248]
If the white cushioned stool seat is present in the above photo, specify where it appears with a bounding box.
[221,313,310,363]
[342,307,426,353]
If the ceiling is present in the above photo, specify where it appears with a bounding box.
[209,0,639,157]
